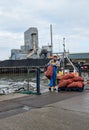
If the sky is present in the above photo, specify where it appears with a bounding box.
[0,0,89,60]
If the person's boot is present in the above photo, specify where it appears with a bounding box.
[53,87,56,91]
[49,87,51,91]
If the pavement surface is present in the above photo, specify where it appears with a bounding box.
[0,90,89,130]
[0,93,27,102]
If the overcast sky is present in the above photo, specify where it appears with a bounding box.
[0,0,89,60]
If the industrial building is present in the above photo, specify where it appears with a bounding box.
[10,27,40,60]
[24,27,38,51]
[69,53,89,63]
[10,27,89,64]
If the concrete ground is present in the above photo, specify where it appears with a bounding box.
[0,93,27,102]
[0,91,89,130]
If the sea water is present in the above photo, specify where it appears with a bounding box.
[0,72,88,95]
[0,73,48,94]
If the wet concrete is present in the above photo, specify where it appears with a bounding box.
[0,91,89,130]
[0,93,27,102]
[0,91,85,119]
[53,92,89,113]
[0,106,89,130]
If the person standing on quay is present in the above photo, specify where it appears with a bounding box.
[48,55,60,91]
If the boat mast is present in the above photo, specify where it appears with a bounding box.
[63,37,65,74]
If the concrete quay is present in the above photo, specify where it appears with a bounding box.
[0,90,89,130]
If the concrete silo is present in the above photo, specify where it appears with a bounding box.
[24,27,38,52]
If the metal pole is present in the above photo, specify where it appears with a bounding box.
[63,37,65,75]
[27,69,30,91]
[78,63,82,76]
[50,24,53,56]
[66,55,78,72]
[36,67,41,95]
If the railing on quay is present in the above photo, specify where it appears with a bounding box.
[26,67,41,95]
[0,66,47,95]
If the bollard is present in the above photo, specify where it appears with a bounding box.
[36,67,41,95]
